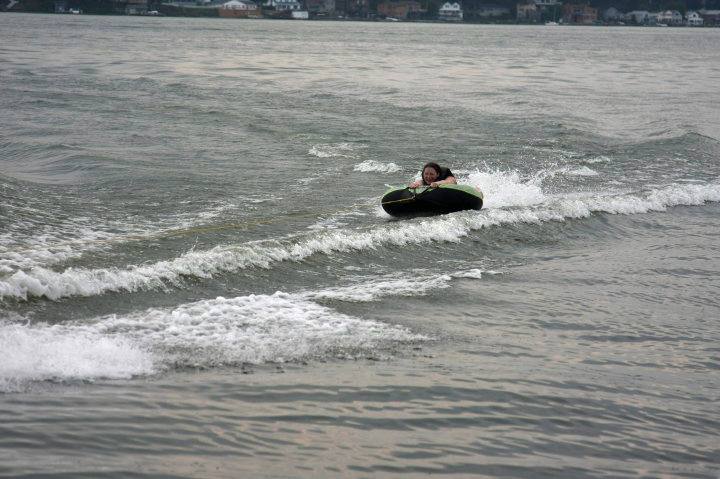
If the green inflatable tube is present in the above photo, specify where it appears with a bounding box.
[381,184,483,218]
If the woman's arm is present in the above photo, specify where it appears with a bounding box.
[429,176,457,187]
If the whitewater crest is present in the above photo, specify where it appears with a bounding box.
[0,318,155,393]
[1,178,719,303]
[304,268,494,302]
[308,142,366,159]
[0,291,428,392]
[353,160,402,173]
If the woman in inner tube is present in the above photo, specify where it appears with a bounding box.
[409,162,457,188]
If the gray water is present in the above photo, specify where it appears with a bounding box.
[1,13,719,478]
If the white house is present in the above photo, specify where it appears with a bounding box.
[222,0,257,9]
[438,2,463,20]
[686,10,703,25]
[656,9,683,24]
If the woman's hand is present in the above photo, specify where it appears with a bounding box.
[408,180,423,188]
[431,177,456,188]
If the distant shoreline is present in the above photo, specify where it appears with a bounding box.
[2,10,719,28]
[2,4,719,28]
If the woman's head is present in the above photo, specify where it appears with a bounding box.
[422,162,442,184]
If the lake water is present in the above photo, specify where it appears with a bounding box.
[1,13,719,478]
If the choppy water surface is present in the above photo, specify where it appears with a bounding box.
[1,14,719,478]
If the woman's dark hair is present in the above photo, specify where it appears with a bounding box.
[422,162,442,175]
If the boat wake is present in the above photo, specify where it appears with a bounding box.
[0,290,429,393]
[1,178,719,303]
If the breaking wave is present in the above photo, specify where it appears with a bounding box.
[0,291,428,392]
[2,176,719,303]
[353,160,402,173]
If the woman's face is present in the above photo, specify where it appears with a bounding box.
[423,167,439,184]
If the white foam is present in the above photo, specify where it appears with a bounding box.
[308,143,365,159]
[539,165,599,178]
[567,166,599,177]
[598,183,720,214]
[453,268,489,279]
[0,197,255,282]
[465,169,546,209]
[3,181,719,303]
[585,156,611,164]
[120,293,425,362]
[305,269,492,302]
[353,160,402,173]
[0,264,172,301]
[305,273,453,302]
[0,319,155,393]
[0,293,427,392]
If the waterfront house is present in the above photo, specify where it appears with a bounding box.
[699,9,720,25]
[219,0,261,17]
[438,1,463,21]
[563,4,597,23]
[221,0,257,9]
[377,1,422,19]
[686,10,703,25]
[656,9,683,25]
